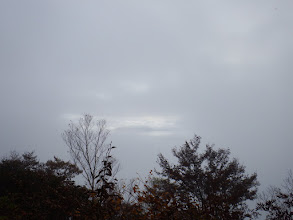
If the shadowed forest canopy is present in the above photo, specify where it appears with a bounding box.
[0,152,86,219]
[0,132,262,219]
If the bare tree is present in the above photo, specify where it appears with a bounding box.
[62,114,119,192]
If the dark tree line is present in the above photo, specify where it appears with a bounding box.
[0,152,121,220]
[0,114,290,219]
[0,152,87,219]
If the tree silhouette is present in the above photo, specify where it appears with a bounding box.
[62,114,121,219]
[257,170,293,219]
[156,135,259,219]
[0,151,86,219]
[62,114,119,192]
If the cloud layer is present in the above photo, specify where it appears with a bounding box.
[0,0,292,186]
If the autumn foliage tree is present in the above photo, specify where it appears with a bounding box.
[153,135,259,219]
[117,136,258,219]
[125,174,201,220]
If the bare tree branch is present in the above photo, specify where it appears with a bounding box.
[62,114,119,191]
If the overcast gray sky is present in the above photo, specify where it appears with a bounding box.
[1,0,292,191]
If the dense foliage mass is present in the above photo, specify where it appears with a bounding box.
[0,151,122,220]
[0,152,86,219]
